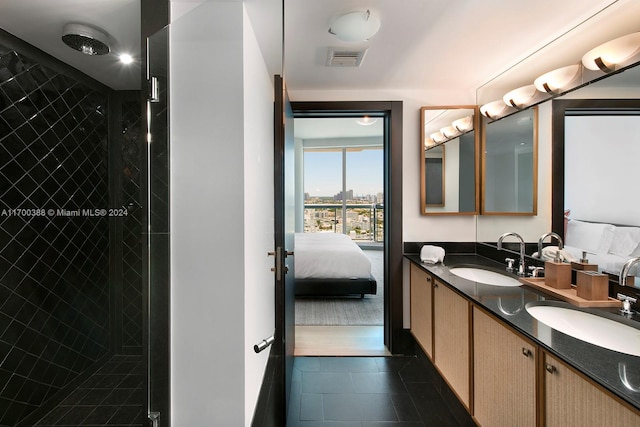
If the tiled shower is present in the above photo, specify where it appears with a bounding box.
[0,31,144,427]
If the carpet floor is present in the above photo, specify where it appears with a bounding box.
[294,249,383,326]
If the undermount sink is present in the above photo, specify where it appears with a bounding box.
[449,267,522,287]
[526,302,640,357]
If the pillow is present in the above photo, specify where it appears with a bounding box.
[609,227,640,257]
[565,219,615,255]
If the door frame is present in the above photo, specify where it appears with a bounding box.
[290,101,404,353]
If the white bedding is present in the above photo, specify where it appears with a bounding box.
[294,232,372,279]
[562,245,634,276]
[562,219,640,279]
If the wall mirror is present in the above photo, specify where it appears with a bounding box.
[551,64,640,236]
[420,106,479,215]
[481,107,538,215]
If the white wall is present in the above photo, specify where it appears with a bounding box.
[242,6,276,424]
[170,2,274,425]
[289,88,479,243]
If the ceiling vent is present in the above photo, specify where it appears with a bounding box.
[326,47,368,67]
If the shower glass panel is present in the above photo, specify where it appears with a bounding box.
[145,26,170,427]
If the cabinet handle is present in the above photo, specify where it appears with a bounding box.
[545,363,557,374]
[522,348,532,358]
[433,282,438,288]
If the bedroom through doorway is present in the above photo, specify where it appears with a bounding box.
[292,114,388,356]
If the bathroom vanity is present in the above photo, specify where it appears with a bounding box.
[406,253,640,427]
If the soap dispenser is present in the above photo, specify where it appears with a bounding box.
[570,251,598,285]
[545,251,572,289]
[570,251,598,272]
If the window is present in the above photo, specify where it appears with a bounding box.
[303,147,383,241]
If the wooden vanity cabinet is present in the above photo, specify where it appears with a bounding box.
[543,353,640,427]
[473,307,537,427]
[433,278,471,409]
[410,263,433,357]
[407,260,640,425]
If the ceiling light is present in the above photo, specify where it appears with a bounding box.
[430,131,447,144]
[503,84,538,109]
[534,64,581,94]
[62,23,110,56]
[480,100,512,120]
[119,53,133,64]
[452,116,474,133]
[356,116,377,126]
[582,32,640,73]
[328,10,381,42]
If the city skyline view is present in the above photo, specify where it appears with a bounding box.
[303,148,383,197]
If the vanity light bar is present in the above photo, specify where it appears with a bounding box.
[425,115,475,144]
[481,31,640,118]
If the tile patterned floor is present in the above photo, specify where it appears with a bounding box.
[287,356,476,426]
[33,355,144,427]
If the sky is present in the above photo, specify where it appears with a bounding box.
[304,149,383,197]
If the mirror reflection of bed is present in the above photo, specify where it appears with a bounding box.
[293,116,388,356]
[557,98,640,304]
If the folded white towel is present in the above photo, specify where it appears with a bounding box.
[532,246,577,263]
[420,245,445,264]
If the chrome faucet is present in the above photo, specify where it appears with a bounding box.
[497,232,527,276]
[538,232,564,259]
[618,257,639,315]
[619,257,640,287]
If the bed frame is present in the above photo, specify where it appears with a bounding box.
[295,276,377,298]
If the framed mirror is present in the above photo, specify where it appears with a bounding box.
[481,106,538,215]
[420,105,480,215]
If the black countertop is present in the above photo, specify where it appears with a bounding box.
[404,253,640,411]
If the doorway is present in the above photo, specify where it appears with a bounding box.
[290,101,404,356]
[294,116,386,355]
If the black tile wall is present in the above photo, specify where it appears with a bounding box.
[120,99,142,354]
[0,43,110,426]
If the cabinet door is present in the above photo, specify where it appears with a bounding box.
[473,307,536,427]
[433,280,471,408]
[544,353,640,427]
[410,263,433,357]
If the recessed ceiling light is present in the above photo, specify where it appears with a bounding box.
[119,53,133,64]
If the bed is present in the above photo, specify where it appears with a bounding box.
[294,232,377,297]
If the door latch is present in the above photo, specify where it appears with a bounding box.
[268,247,283,280]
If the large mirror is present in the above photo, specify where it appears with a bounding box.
[420,106,480,215]
[551,64,640,236]
[481,107,538,215]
